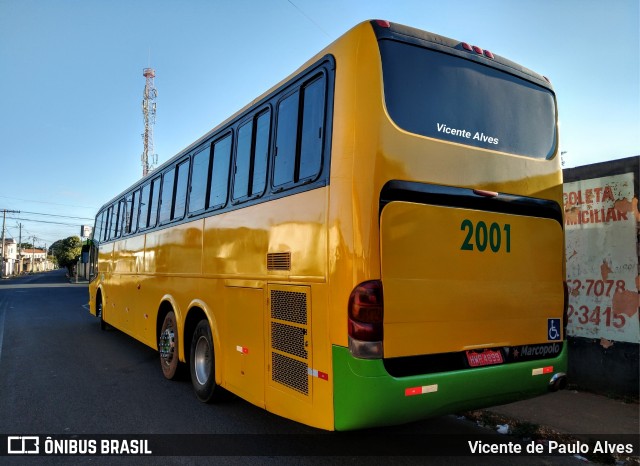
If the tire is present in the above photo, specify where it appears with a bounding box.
[190,319,223,403]
[159,311,180,380]
[97,297,107,331]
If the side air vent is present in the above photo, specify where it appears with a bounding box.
[267,252,291,271]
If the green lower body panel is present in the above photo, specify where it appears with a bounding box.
[333,344,568,431]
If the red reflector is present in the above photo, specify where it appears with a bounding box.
[405,384,438,396]
[484,50,494,59]
[543,76,551,83]
[472,45,483,54]
[405,387,423,396]
[375,20,390,28]
[532,366,554,376]
[461,42,472,51]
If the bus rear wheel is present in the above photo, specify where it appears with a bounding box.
[159,311,180,380]
[190,319,222,403]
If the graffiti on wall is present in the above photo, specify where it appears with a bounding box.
[564,172,640,344]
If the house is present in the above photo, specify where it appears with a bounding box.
[0,239,52,276]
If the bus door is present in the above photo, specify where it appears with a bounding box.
[224,283,265,407]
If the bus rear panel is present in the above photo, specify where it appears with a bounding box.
[334,21,566,430]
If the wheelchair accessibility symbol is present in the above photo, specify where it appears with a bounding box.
[548,318,561,341]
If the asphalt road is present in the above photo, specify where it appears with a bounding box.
[0,270,582,465]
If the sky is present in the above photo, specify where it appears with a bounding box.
[0,0,638,247]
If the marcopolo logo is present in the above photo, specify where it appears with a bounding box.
[8,436,40,455]
[519,343,561,358]
[511,343,561,361]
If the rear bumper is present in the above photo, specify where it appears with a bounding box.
[333,343,568,431]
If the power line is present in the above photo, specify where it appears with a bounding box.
[6,216,83,227]
[286,0,330,38]
[0,195,96,210]
[18,210,94,221]
[13,222,60,244]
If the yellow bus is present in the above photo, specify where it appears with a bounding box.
[89,20,567,431]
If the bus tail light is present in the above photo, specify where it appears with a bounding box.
[460,42,494,60]
[348,280,383,359]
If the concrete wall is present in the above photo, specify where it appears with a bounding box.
[563,156,639,398]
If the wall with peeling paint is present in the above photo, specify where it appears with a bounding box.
[563,156,639,398]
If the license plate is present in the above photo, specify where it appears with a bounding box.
[466,349,504,367]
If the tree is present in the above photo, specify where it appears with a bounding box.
[51,236,82,275]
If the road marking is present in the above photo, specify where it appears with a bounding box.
[0,283,88,290]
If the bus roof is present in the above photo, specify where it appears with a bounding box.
[371,20,553,89]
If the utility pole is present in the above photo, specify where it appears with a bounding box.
[1,209,20,278]
[18,222,23,275]
[31,235,36,273]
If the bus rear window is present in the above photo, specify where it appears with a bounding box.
[379,40,557,159]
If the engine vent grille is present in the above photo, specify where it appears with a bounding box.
[269,286,310,397]
[267,252,291,271]
[272,352,308,395]
[270,290,307,325]
[271,321,307,359]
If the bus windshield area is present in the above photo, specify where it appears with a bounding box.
[379,39,557,160]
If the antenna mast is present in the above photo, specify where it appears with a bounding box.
[141,67,158,177]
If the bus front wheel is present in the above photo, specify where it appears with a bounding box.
[97,297,107,331]
[190,319,221,403]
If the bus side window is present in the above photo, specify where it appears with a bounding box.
[233,120,253,200]
[94,210,104,243]
[273,91,299,187]
[299,75,325,181]
[233,109,271,202]
[148,177,161,228]
[208,134,232,209]
[173,159,190,220]
[139,183,151,229]
[273,73,326,189]
[159,168,176,224]
[252,110,270,196]
[108,204,118,239]
[115,199,126,238]
[189,144,211,213]
[130,189,140,234]
[123,193,133,234]
[104,207,111,240]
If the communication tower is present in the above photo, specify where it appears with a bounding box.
[141,67,158,177]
